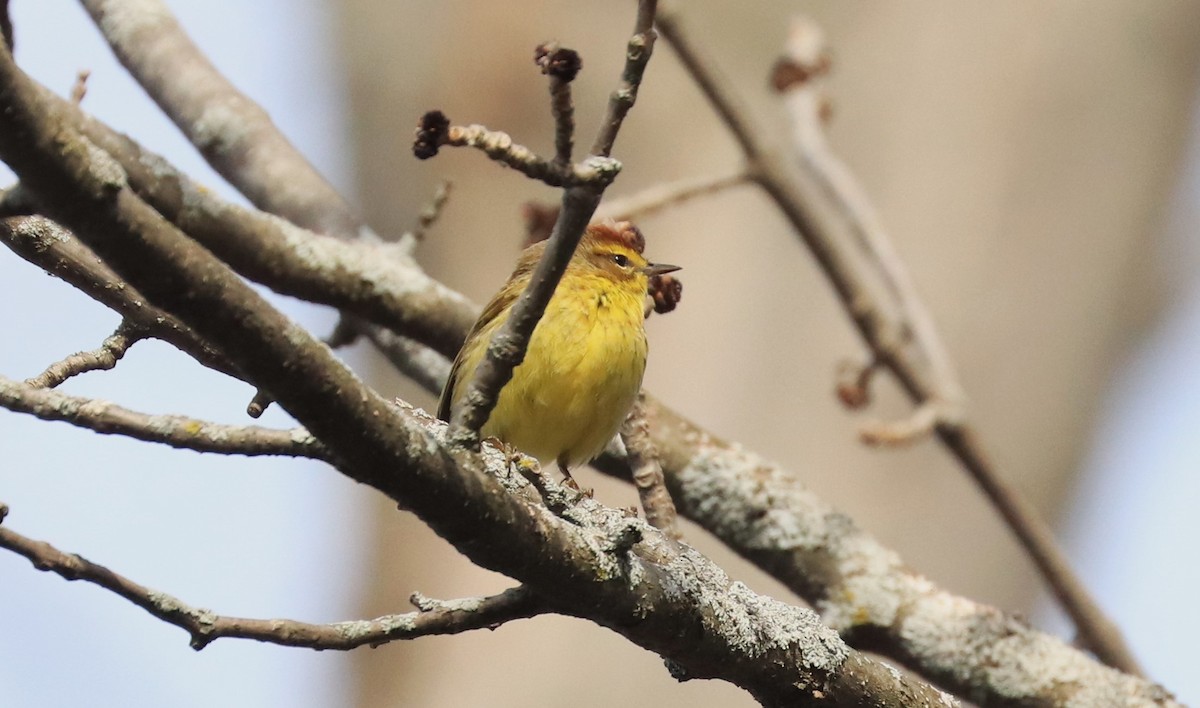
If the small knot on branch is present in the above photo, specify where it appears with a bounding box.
[413,110,451,159]
[535,43,582,82]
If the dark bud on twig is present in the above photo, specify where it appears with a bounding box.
[768,52,831,93]
[649,274,682,315]
[413,110,451,160]
[835,358,876,409]
[534,42,582,82]
[520,201,560,246]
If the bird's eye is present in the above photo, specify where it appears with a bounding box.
[611,253,630,268]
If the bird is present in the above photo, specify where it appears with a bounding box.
[437,220,679,485]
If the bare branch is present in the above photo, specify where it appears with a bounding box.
[79,0,370,240]
[594,395,1177,707]
[1,215,238,380]
[535,42,581,165]
[591,0,659,157]
[655,8,1142,675]
[0,511,541,650]
[596,167,749,223]
[15,78,479,358]
[25,321,143,389]
[413,111,619,189]
[0,374,327,459]
[620,395,680,540]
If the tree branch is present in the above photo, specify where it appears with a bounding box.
[1,214,239,380]
[78,0,369,240]
[0,374,326,459]
[0,510,541,650]
[25,320,143,388]
[655,7,1142,676]
[620,395,680,540]
[596,166,749,222]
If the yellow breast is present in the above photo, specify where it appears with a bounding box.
[458,272,648,469]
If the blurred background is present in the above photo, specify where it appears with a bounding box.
[1,1,1198,706]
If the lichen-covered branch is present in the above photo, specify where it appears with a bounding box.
[0,374,326,459]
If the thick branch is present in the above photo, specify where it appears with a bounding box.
[0,374,326,459]
[0,513,541,650]
[79,0,368,240]
[655,8,1141,675]
[18,84,478,358]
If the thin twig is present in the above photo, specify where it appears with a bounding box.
[0,374,328,459]
[410,179,453,242]
[413,112,619,189]
[25,321,143,389]
[596,167,749,222]
[0,512,542,650]
[619,395,680,540]
[535,43,581,165]
[774,19,963,413]
[591,0,659,157]
[655,7,1142,674]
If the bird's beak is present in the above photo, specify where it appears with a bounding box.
[642,262,681,276]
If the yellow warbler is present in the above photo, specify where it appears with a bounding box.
[438,221,679,482]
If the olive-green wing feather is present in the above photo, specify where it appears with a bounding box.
[436,283,520,422]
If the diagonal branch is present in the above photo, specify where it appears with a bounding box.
[0,510,542,650]
[0,374,327,459]
[1,214,239,380]
[655,7,1141,675]
[78,0,369,240]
